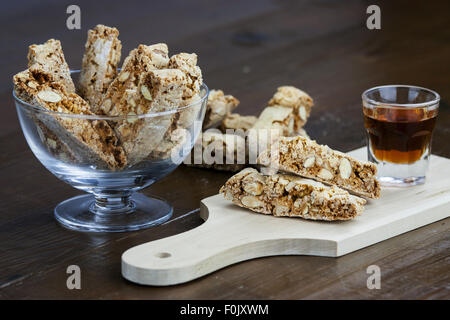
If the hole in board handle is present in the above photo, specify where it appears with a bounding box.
[155,252,171,258]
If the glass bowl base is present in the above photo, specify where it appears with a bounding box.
[54,193,173,232]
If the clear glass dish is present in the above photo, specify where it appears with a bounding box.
[14,70,208,232]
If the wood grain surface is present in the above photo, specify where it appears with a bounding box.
[0,0,449,299]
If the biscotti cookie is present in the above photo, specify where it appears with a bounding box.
[149,117,189,160]
[220,113,257,132]
[150,93,203,160]
[100,43,170,115]
[252,106,295,136]
[98,44,184,164]
[186,131,246,172]
[113,69,188,164]
[14,68,126,170]
[151,53,204,159]
[79,24,122,111]
[268,86,313,130]
[220,168,366,221]
[34,118,79,163]
[203,89,239,129]
[27,39,75,93]
[168,53,203,101]
[258,136,380,199]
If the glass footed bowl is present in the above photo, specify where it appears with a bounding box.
[14,70,208,232]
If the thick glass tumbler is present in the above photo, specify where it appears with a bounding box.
[362,85,440,187]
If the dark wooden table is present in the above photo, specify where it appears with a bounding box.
[1,0,449,299]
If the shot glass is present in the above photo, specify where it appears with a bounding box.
[362,85,440,187]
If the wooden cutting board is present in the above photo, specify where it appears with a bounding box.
[121,147,450,286]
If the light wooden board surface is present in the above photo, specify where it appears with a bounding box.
[121,147,450,286]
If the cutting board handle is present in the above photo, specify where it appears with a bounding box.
[121,202,255,286]
[121,200,333,286]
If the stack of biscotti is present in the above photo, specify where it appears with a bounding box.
[220,113,381,221]
[220,141,380,221]
[13,24,205,168]
[14,67,127,169]
[189,85,313,172]
[220,168,366,221]
[100,44,189,164]
[15,34,127,169]
[13,26,127,169]
[84,28,204,164]
[219,137,380,221]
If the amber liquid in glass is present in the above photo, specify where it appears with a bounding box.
[363,106,437,164]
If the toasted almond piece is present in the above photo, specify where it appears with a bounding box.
[299,106,307,121]
[339,158,352,179]
[140,85,152,101]
[37,90,62,103]
[127,111,137,124]
[47,138,57,149]
[303,156,315,168]
[118,71,130,82]
[27,81,37,89]
[318,168,333,180]
[274,204,289,216]
[241,195,264,208]
[242,181,263,196]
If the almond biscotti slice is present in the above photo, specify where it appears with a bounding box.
[150,93,204,160]
[149,115,190,161]
[100,43,170,115]
[220,168,366,221]
[220,113,258,132]
[248,105,311,161]
[34,118,79,163]
[168,53,203,101]
[27,39,75,93]
[203,89,239,129]
[14,68,126,170]
[252,106,294,135]
[114,69,188,164]
[149,54,204,159]
[79,24,122,111]
[186,131,247,172]
[251,86,313,138]
[268,86,313,130]
[258,136,380,199]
